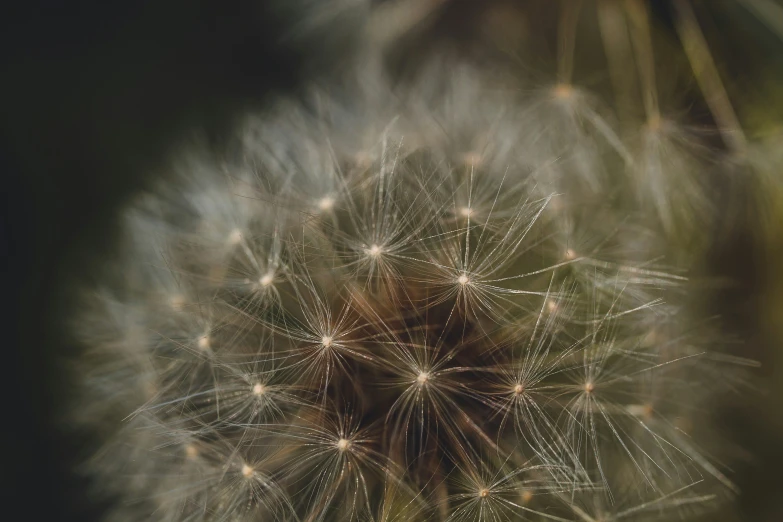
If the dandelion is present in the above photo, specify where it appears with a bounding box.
[70,2,764,520]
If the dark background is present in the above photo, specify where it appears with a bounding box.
[3,2,346,518]
[4,1,781,520]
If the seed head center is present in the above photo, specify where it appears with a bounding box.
[318,196,335,211]
[336,438,351,451]
[228,228,243,245]
[459,206,474,218]
[463,152,483,166]
[584,381,595,394]
[479,488,490,498]
[184,444,198,459]
[457,274,470,285]
[241,464,254,478]
[354,151,373,168]
[197,335,210,350]
[553,83,574,99]
[367,244,382,257]
[322,336,333,348]
[514,384,525,395]
[170,295,186,311]
[259,273,274,287]
[252,383,266,396]
[417,372,430,385]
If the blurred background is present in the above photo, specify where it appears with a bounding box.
[4,1,782,520]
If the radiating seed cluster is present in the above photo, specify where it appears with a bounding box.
[74,87,741,521]
[71,1,774,520]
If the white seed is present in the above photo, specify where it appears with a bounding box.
[553,83,574,99]
[318,196,335,211]
[463,152,483,166]
[197,335,210,350]
[259,273,274,287]
[228,228,243,245]
[169,295,186,311]
[184,444,198,459]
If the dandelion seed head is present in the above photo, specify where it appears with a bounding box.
[228,228,243,245]
[318,196,335,211]
[552,83,574,100]
[259,273,274,287]
[71,21,752,520]
[184,444,198,460]
[463,152,483,166]
[627,403,655,419]
[169,295,185,311]
[646,114,663,131]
